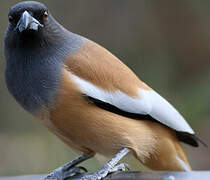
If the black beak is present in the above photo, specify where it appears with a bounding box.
[16,11,43,32]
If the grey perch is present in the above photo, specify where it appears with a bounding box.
[1,171,210,180]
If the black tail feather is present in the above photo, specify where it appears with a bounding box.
[176,131,208,147]
[193,135,208,147]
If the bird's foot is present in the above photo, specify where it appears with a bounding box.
[43,154,93,180]
[44,165,87,180]
[81,162,130,180]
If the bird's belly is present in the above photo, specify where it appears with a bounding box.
[47,102,126,156]
[44,96,156,158]
[37,69,157,158]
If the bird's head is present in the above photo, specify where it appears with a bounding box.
[8,1,47,33]
[5,1,63,48]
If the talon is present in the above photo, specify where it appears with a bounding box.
[109,163,130,174]
[77,166,88,173]
[121,163,131,170]
[44,166,88,180]
[44,154,93,180]
[65,166,88,177]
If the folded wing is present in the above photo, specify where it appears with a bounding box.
[71,74,194,135]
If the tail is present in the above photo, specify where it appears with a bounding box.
[176,156,191,171]
[174,140,192,171]
[176,131,208,147]
[141,138,192,171]
[136,124,192,171]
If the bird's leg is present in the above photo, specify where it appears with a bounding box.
[44,153,94,180]
[82,147,130,180]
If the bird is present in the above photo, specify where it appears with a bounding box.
[4,1,205,180]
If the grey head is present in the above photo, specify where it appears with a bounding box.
[5,1,84,49]
[6,1,50,48]
[4,1,85,114]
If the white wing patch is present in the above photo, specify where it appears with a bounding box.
[142,90,194,134]
[71,74,194,134]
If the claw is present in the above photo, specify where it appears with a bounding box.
[44,166,88,180]
[77,166,88,173]
[65,166,88,177]
[43,154,93,180]
[109,163,130,173]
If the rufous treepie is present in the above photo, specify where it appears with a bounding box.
[4,1,205,180]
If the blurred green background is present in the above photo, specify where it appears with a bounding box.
[0,0,210,176]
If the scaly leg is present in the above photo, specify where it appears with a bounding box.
[82,148,130,180]
[44,153,94,180]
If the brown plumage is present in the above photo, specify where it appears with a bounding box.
[5,2,197,177]
[37,40,191,171]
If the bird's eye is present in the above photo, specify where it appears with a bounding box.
[44,11,48,19]
[8,16,15,24]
